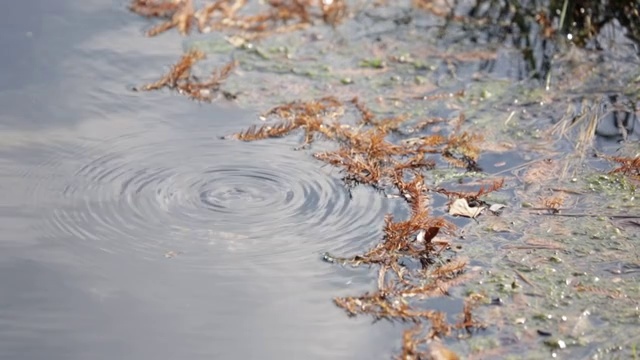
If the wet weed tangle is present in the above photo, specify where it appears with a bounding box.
[227,95,502,357]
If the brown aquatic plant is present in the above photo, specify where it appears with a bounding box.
[234,121,298,141]
[228,96,490,357]
[140,48,205,91]
[541,193,566,213]
[606,155,640,181]
[442,131,483,171]
[232,96,343,145]
[130,0,195,36]
[129,0,347,38]
[138,49,237,101]
[320,0,347,26]
[437,178,505,204]
[351,96,376,125]
[398,325,461,360]
[129,0,182,17]
[395,295,484,359]
[412,0,466,22]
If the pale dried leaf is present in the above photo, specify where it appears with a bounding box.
[448,198,485,218]
[489,203,506,213]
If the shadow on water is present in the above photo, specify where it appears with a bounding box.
[0,1,405,359]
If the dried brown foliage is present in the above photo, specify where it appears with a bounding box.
[130,0,195,36]
[139,49,236,101]
[607,156,640,181]
[234,121,297,141]
[233,97,342,145]
[130,0,347,38]
[412,0,465,21]
[394,296,484,359]
[432,258,467,278]
[351,97,376,125]
[437,178,505,204]
[130,0,182,17]
[229,96,490,356]
[542,194,565,212]
[442,132,483,171]
[335,291,449,324]
[321,0,347,26]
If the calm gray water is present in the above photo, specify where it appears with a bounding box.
[0,1,401,359]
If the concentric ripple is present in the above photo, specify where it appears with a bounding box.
[27,126,394,272]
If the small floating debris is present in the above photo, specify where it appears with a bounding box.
[489,203,506,214]
[449,198,485,218]
[164,250,182,258]
[129,0,347,38]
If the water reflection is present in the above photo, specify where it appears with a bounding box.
[39,128,392,272]
[0,1,398,359]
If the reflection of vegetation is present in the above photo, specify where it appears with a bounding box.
[416,0,640,78]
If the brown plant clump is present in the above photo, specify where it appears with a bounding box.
[607,156,640,181]
[412,0,466,22]
[231,96,343,146]
[227,97,500,355]
[129,0,347,38]
[137,49,237,102]
[396,296,485,359]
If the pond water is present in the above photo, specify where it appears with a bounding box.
[0,1,406,359]
[2,0,639,359]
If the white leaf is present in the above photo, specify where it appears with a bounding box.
[449,198,485,218]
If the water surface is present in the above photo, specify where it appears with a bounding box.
[0,1,401,359]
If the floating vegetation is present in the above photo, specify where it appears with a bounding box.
[607,155,640,182]
[135,49,236,102]
[412,0,640,79]
[130,0,347,38]
[229,96,343,145]
[227,96,503,355]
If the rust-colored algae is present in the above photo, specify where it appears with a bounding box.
[607,156,640,182]
[228,97,496,355]
[137,49,236,102]
[130,0,347,38]
[231,97,342,145]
